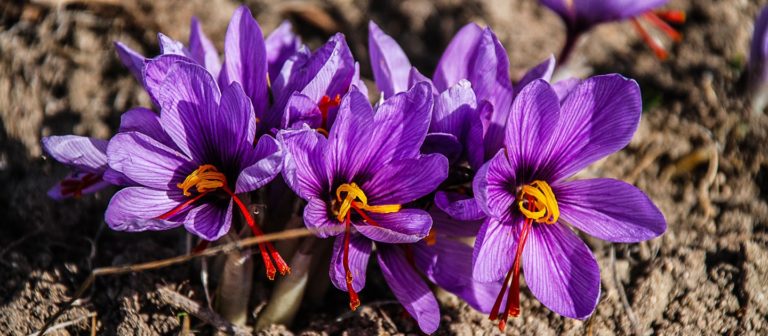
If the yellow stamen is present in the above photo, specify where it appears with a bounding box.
[177,164,227,196]
[335,182,401,222]
[517,180,559,224]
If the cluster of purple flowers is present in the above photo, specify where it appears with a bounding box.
[44,3,669,333]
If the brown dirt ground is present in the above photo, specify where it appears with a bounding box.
[1,0,767,335]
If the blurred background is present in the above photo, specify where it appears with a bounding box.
[1,0,766,334]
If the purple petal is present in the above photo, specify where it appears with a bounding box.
[377,244,440,334]
[469,28,513,111]
[329,83,432,181]
[421,133,462,163]
[266,21,302,83]
[555,178,666,242]
[105,186,183,232]
[42,135,108,173]
[431,79,477,139]
[354,209,432,244]
[523,222,600,319]
[434,191,486,222]
[546,74,642,181]
[107,131,194,190]
[329,232,371,292]
[155,61,221,161]
[503,79,560,178]
[363,154,448,205]
[282,92,323,129]
[429,205,484,237]
[143,54,198,107]
[182,201,232,241]
[433,23,483,92]
[118,107,175,148]
[158,33,186,55]
[368,21,412,98]
[102,167,135,187]
[219,6,268,117]
[472,149,517,223]
[414,238,501,313]
[114,41,146,83]
[278,127,331,200]
[515,54,556,93]
[472,217,519,282]
[303,198,344,238]
[466,101,487,169]
[235,135,282,193]
[189,17,222,78]
[552,77,583,102]
[211,82,257,164]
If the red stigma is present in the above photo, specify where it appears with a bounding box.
[318,94,341,134]
[631,9,686,60]
[60,172,101,198]
[342,211,361,310]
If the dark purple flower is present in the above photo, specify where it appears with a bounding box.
[42,136,112,200]
[749,6,768,113]
[471,75,665,330]
[539,0,685,60]
[105,58,286,279]
[279,83,448,333]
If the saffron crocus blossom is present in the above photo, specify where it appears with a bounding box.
[472,75,665,330]
[749,6,768,114]
[280,83,449,333]
[539,0,685,60]
[273,33,361,134]
[105,58,287,279]
[42,136,112,200]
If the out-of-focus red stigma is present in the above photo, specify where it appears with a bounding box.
[60,172,101,198]
[631,9,686,60]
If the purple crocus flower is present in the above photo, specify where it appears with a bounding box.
[471,75,665,330]
[42,136,112,200]
[539,0,685,61]
[105,57,287,279]
[279,83,448,333]
[749,6,768,114]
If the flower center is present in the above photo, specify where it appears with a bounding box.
[317,94,341,136]
[517,180,559,225]
[334,182,401,311]
[158,164,290,280]
[177,164,227,196]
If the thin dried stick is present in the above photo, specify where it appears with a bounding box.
[36,227,314,336]
[28,312,96,336]
[157,286,251,336]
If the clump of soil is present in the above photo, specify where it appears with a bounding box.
[1,0,766,335]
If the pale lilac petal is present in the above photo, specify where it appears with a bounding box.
[504,79,561,178]
[105,187,184,232]
[523,222,600,319]
[555,178,666,242]
[515,54,555,93]
[355,209,431,244]
[155,61,221,161]
[282,92,323,129]
[329,232,371,292]
[235,135,282,193]
[182,201,232,241]
[377,245,440,334]
[118,107,175,147]
[472,149,517,223]
[434,191,486,221]
[414,238,502,313]
[114,41,146,83]
[107,131,194,190]
[158,33,186,55]
[368,21,412,98]
[546,74,641,181]
[472,217,519,282]
[279,127,331,200]
[363,154,448,205]
[303,198,344,238]
[189,17,221,78]
[143,54,197,106]
[219,6,268,116]
[266,20,302,82]
[552,78,582,102]
[433,23,483,91]
[329,83,432,181]
[42,135,108,173]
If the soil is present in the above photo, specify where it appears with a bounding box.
[1,0,767,335]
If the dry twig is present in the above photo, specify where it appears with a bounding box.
[28,311,96,336]
[157,286,251,336]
